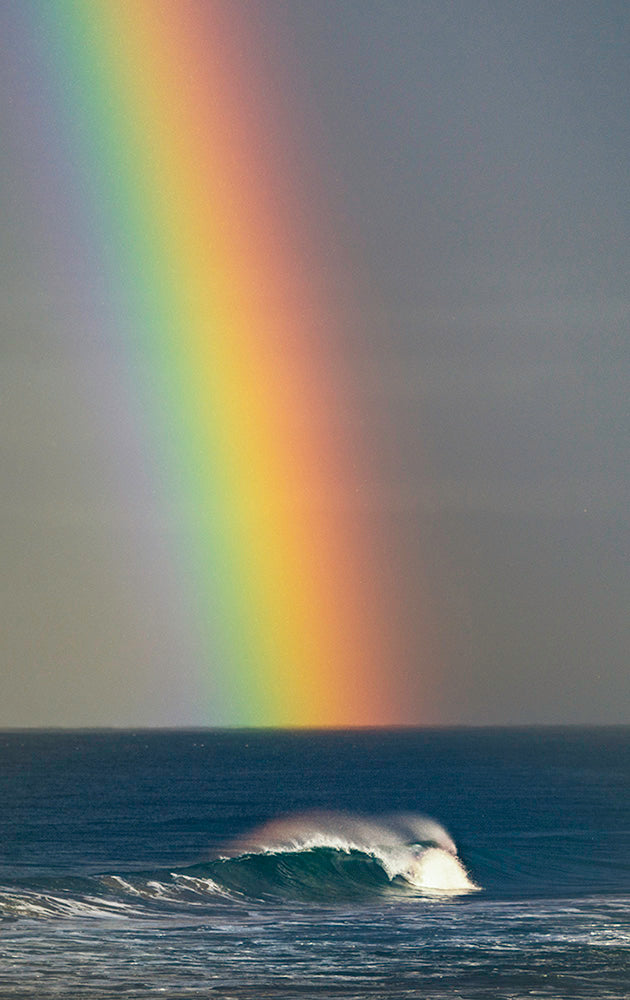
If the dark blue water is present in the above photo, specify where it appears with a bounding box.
[1,728,629,997]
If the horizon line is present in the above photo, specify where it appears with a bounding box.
[2,722,629,733]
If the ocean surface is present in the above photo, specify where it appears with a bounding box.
[1,728,629,998]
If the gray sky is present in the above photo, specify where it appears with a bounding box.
[2,1,629,725]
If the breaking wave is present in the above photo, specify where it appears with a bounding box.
[222,811,477,897]
[0,811,478,920]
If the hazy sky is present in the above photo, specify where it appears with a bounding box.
[2,1,629,726]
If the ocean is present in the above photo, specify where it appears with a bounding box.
[1,727,629,998]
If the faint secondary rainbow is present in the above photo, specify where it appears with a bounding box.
[36,0,421,726]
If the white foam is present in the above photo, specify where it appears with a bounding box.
[172,873,237,900]
[402,846,479,895]
[0,889,143,920]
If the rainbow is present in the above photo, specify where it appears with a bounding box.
[21,1,429,726]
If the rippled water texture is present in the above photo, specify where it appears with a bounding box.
[1,727,629,997]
